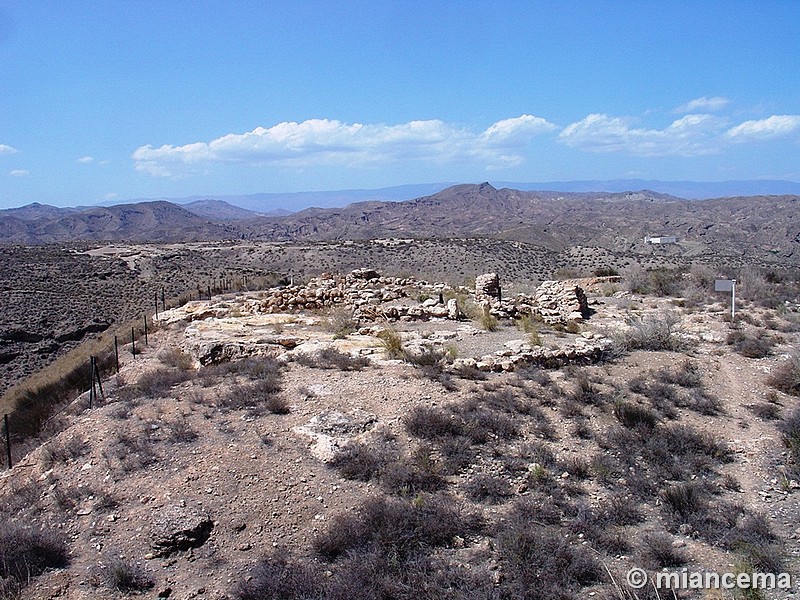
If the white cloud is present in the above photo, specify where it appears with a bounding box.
[726,115,800,140]
[103,192,118,201]
[132,116,557,176]
[675,96,730,113]
[0,144,18,155]
[9,169,29,177]
[559,113,727,156]
[479,115,558,145]
[77,155,94,163]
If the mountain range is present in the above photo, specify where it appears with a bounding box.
[0,183,797,268]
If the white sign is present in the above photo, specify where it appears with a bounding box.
[714,279,737,319]
[715,279,734,292]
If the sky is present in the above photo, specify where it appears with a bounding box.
[1,1,799,208]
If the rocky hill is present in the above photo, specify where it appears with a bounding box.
[181,200,266,221]
[1,186,798,270]
[0,201,236,244]
[240,184,800,266]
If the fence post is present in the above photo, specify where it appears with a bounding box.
[114,335,119,373]
[131,327,136,359]
[143,314,148,345]
[89,356,95,409]
[94,356,105,402]
[4,414,12,469]
[155,291,159,319]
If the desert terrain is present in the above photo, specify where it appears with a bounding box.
[0,185,799,600]
[0,263,799,599]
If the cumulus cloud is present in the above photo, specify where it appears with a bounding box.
[10,169,29,177]
[726,115,800,140]
[559,113,727,156]
[0,144,18,155]
[132,116,557,176]
[675,96,730,113]
[77,155,94,163]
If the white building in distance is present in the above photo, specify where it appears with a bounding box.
[645,235,678,244]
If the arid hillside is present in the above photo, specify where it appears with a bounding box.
[1,269,799,599]
[2,185,798,271]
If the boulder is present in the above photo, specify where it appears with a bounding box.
[151,507,214,557]
[447,298,463,320]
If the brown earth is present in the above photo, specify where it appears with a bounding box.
[1,278,799,600]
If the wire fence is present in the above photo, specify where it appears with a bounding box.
[2,273,281,469]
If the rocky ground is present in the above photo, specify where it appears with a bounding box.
[1,270,799,599]
[0,237,680,400]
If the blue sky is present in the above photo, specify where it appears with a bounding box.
[1,1,799,208]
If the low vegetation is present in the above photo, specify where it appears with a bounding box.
[2,260,799,598]
[0,523,69,597]
[616,311,693,352]
[294,347,370,371]
[768,353,800,396]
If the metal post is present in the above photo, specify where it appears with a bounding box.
[155,291,159,319]
[3,414,10,469]
[131,327,136,358]
[94,356,105,402]
[731,280,736,321]
[89,356,95,409]
[143,315,148,345]
[114,335,119,373]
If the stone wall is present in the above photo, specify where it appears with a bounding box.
[156,269,593,328]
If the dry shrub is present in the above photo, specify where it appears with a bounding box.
[118,368,189,400]
[779,407,800,479]
[377,328,404,359]
[329,440,396,482]
[157,347,194,370]
[613,400,659,430]
[325,307,358,338]
[639,532,687,569]
[235,549,323,600]
[0,523,69,593]
[295,347,369,371]
[104,556,155,592]
[495,518,603,598]
[767,353,800,396]
[480,311,499,332]
[660,481,708,523]
[617,311,693,352]
[314,494,482,562]
[727,328,776,358]
[463,473,512,504]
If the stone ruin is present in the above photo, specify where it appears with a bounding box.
[153,269,613,371]
[156,269,592,328]
[475,272,501,301]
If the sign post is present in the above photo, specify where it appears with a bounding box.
[714,279,737,320]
